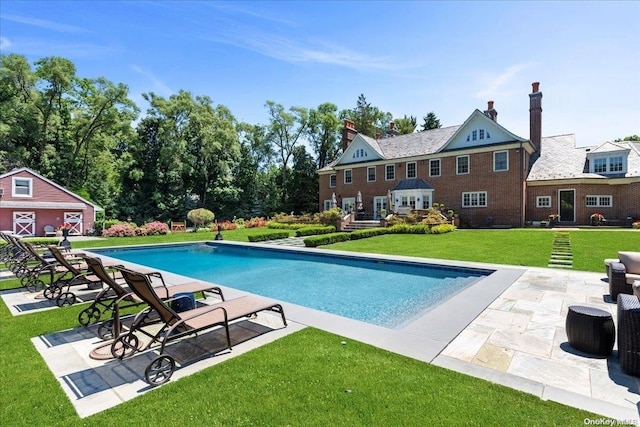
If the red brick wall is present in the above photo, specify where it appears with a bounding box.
[320,147,529,227]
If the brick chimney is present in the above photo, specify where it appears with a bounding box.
[484,100,498,122]
[387,121,399,137]
[342,119,357,151]
[529,82,542,154]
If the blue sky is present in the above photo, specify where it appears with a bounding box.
[1,1,639,147]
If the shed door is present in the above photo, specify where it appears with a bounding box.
[64,212,83,235]
[13,212,35,236]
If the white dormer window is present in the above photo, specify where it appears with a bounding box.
[472,130,477,141]
[589,155,627,174]
[12,177,33,197]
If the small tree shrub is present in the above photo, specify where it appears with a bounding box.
[187,208,215,230]
[295,226,336,237]
[429,224,456,234]
[246,217,268,228]
[268,222,322,230]
[247,231,290,242]
[303,233,351,247]
[233,217,245,228]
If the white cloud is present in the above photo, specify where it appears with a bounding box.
[1,13,87,33]
[0,36,11,50]
[131,65,173,97]
[203,27,406,72]
[474,63,535,99]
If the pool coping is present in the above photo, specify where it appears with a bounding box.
[91,240,526,364]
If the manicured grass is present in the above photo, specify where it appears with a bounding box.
[324,229,639,272]
[1,228,633,425]
[0,284,595,426]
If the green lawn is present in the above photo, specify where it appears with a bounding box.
[2,228,634,425]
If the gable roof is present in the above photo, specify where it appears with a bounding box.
[439,109,526,152]
[0,167,104,210]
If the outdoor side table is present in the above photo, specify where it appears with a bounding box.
[566,305,615,356]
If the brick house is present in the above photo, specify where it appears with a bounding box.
[0,167,103,236]
[318,82,640,227]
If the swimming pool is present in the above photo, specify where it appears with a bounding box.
[96,242,494,329]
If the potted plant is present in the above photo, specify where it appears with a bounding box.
[590,212,604,226]
[548,214,560,226]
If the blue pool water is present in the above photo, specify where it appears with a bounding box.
[96,243,493,329]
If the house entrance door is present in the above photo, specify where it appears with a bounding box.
[373,196,388,219]
[559,190,575,222]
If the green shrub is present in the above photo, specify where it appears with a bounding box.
[295,226,336,237]
[247,231,290,242]
[303,233,351,247]
[318,207,343,225]
[349,228,389,240]
[187,208,215,229]
[429,224,456,234]
[388,224,430,234]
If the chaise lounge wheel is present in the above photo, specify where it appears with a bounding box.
[145,355,176,386]
[78,306,101,326]
[97,320,114,340]
[111,333,140,359]
[43,285,62,300]
[56,292,76,307]
[26,279,46,293]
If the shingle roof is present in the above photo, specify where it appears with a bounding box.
[372,125,461,159]
[391,178,434,191]
[527,136,640,181]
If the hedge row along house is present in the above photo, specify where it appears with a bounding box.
[318,82,640,227]
[0,167,103,237]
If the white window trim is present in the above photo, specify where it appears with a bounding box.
[585,195,612,207]
[590,155,627,174]
[536,196,551,208]
[462,191,487,208]
[367,166,376,182]
[493,150,509,172]
[429,159,441,177]
[406,162,417,179]
[385,164,395,181]
[344,169,353,185]
[329,174,336,188]
[456,155,470,175]
[12,177,33,198]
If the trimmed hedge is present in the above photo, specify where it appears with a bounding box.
[295,226,336,237]
[247,231,291,242]
[268,222,323,230]
[303,233,351,247]
[349,228,389,240]
[387,224,430,234]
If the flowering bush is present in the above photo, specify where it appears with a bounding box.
[58,222,73,231]
[102,223,137,237]
[211,221,237,231]
[245,217,268,228]
[590,212,605,225]
[102,221,169,237]
[144,221,169,235]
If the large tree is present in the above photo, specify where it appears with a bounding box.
[420,111,441,131]
[264,100,309,206]
[393,115,417,134]
[287,145,319,214]
[307,102,341,169]
[341,94,393,138]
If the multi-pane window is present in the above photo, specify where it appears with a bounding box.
[329,174,336,188]
[456,156,469,175]
[12,178,32,197]
[610,156,623,172]
[479,129,485,140]
[472,130,477,141]
[406,162,417,179]
[400,196,416,209]
[385,164,395,181]
[462,191,487,207]
[594,158,607,173]
[429,159,441,177]
[344,169,352,184]
[536,196,551,208]
[586,195,612,207]
[367,166,376,182]
[493,151,508,171]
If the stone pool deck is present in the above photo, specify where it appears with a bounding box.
[2,244,638,421]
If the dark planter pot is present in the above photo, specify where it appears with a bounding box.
[62,229,70,237]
